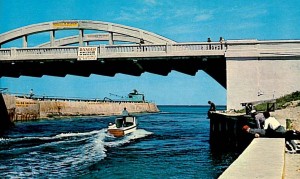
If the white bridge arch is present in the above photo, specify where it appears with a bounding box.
[0,20,175,47]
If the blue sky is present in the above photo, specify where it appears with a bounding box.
[1,0,300,105]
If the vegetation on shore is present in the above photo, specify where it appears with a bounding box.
[237,91,300,113]
[255,91,300,111]
[275,91,300,109]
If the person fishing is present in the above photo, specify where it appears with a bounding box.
[207,101,216,118]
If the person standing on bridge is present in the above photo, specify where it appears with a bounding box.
[219,37,225,50]
[139,38,145,51]
[207,38,212,50]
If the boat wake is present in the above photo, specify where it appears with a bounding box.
[0,128,153,178]
[105,129,153,147]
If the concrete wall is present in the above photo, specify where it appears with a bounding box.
[226,40,300,110]
[219,138,285,179]
[2,94,159,121]
[15,98,39,121]
[2,95,40,121]
[2,94,16,121]
[209,112,254,150]
[210,112,286,178]
[226,58,300,110]
[39,100,159,118]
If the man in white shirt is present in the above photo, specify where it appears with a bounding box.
[263,111,285,137]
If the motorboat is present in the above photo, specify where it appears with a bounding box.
[107,116,138,137]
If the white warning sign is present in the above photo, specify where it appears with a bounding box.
[77,47,98,61]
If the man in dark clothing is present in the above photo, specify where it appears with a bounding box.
[208,101,216,111]
[207,101,216,118]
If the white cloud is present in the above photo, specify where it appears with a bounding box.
[143,0,157,5]
[195,14,212,21]
[115,7,162,22]
[226,3,268,19]
[114,3,215,23]
[228,22,263,31]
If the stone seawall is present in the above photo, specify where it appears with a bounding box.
[209,111,253,150]
[39,100,159,118]
[2,94,159,121]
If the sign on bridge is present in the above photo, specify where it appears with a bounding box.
[52,21,79,28]
[77,47,98,61]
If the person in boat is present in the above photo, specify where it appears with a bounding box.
[250,110,266,129]
[121,107,129,126]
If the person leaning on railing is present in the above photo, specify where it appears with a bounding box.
[263,111,285,137]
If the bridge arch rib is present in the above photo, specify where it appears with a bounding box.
[38,33,154,47]
[0,20,176,47]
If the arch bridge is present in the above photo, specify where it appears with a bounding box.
[0,20,226,88]
[1,20,300,110]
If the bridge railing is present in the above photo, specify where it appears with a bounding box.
[0,49,11,56]
[0,42,225,61]
[172,43,224,51]
[103,44,167,53]
[103,43,224,53]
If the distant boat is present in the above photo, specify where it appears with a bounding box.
[107,116,138,137]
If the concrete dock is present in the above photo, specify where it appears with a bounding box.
[219,138,285,179]
[218,116,300,178]
[1,94,159,121]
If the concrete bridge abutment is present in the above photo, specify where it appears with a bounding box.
[0,94,14,131]
[225,40,300,110]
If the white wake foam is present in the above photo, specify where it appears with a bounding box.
[104,129,153,147]
[0,128,153,178]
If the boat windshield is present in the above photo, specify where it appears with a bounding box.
[125,116,134,123]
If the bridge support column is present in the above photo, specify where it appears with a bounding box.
[22,35,27,48]
[109,32,113,45]
[79,29,84,46]
[50,30,55,47]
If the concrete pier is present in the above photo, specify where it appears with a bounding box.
[39,100,159,118]
[219,138,285,179]
[1,94,159,121]
[0,93,14,130]
[209,111,253,150]
[212,112,288,178]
